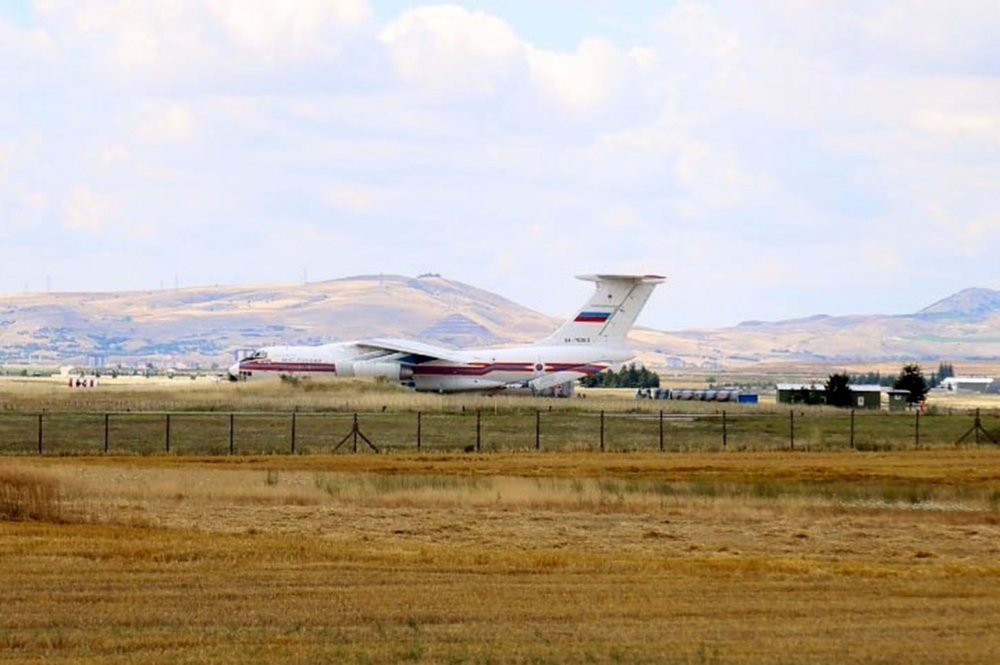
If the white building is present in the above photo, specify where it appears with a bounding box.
[940,377,995,393]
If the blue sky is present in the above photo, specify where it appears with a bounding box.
[1,1,999,330]
[369,1,671,49]
[0,0,32,25]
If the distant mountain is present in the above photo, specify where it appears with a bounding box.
[0,275,558,367]
[918,288,1000,320]
[629,287,1000,369]
[3,276,1000,369]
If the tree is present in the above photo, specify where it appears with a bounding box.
[790,386,823,405]
[938,362,955,381]
[893,363,928,405]
[825,372,853,408]
[579,364,660,388]
[849,371,893,387]
[930,362,955,388]
[622,363,639,387]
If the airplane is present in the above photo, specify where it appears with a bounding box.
[227,274,664,393]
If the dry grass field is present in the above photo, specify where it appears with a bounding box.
[5,378,1000,662]
[5,451,1000,664]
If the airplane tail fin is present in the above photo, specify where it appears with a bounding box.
[539,274,665,346]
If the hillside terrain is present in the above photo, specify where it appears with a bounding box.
[2,277,1000,370]
[642,287,1000,369]
[0,275,557,368]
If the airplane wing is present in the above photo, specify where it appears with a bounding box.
[355,338,470,365]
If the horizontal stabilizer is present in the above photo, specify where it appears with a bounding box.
[575,274,666,284]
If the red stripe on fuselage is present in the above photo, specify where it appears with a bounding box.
[412,362,605,377]
[241,361,336,373]
[241,360,607,379]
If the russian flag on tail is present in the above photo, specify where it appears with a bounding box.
[574,311,611,323]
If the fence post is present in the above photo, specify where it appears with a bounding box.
[915,409,920,449]
[535,410,540,451]
[37,413,42,455]
[955,408,996,446]
[353,413,359,453]
[659,410,664,452]
[291,411,297,454]
[789,410,794,450]
[417,411,421,452]
[722,410,727,448]
[850,409,855,449]
[104,413,109,453]
[600,410,605,452]
[476,410,481,453]
[165,413,171,453]
[229,413,234,455]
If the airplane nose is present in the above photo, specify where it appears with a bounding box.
[227,362,241,382]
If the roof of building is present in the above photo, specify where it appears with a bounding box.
[848,384,885,393]
[941,376,993,385]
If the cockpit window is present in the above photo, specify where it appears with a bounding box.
[248,350,268,360]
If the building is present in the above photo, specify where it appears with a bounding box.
[940,377,996,393]
[886,389,911,411]
[776,383,906,410]
[848,385,884,409]
[775,383,826,405]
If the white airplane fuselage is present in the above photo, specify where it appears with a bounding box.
[230,342,633,392]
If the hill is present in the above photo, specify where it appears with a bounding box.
[632,288,1000,370]
[918,288,1000,320]
[0,275,558,368]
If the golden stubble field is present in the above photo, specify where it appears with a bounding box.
[5,452,1000,664]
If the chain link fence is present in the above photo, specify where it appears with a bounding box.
[0,408,997,455]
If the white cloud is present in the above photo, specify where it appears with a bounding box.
[0,186,48,234]
[324,183,397,214]
[23,190,48,213]
[0,14,61,90]
[0,141,50,233]
[654,2,737,60]
[378,5,525,97]
[0,145,9,185]
[692,0,1000,72]
[0,14,58,59]
[628,46,657,71]
[673,139,774,216]
[208,0,372,58]
[101,145,130,166]
[137,103,197,143]
[599,206,644,231]
[526,38,631,110]
[63,186,121,233]
[911,109,1000,139]
[853,1,1000,67]
[378,5,655,117]
[35,0,376,89]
